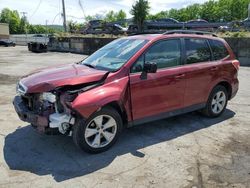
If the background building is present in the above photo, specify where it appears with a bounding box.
[0,23,10,39]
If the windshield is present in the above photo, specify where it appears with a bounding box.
[81,38,148,71]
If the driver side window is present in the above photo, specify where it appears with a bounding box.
[131,39,181,73]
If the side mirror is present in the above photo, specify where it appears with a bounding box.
[143,62,157,73]
[134,64,143,72]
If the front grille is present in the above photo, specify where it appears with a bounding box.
[21,95,34,110]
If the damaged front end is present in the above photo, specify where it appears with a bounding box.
[13,89,75,135]
[13,76,107,135]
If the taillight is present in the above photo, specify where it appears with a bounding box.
[232,60,240,71]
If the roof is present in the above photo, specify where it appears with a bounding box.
[126,32,220,42]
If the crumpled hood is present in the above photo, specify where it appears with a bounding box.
[20,63,108,93]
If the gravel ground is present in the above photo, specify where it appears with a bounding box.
[0,46,249,188]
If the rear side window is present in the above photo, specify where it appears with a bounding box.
[185,38,211,64]
[209,40,229,60]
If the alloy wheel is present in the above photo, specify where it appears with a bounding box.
[211,91,226,114]
[84,115,117,148]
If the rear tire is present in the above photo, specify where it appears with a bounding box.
[73,107,123,153]
[202,85,228,118]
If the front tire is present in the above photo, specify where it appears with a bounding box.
[73,107,123,153]
[202,85,228,117]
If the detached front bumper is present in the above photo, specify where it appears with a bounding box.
[13,96,49,133]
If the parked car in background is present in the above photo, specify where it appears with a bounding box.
[13,30,239,153]
[187,19,209,24]
[186,19,213,31]
[0,39,16,47]
[105,23,127,35]
[155,18,179,24]
[32,34,44,37]
[242,18,250,30]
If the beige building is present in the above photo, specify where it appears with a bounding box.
[0,23,10,39]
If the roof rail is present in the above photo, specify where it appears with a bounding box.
[163,30,218,37]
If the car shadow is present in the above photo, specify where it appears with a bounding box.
[4,109,235,182]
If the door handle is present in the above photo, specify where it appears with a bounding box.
[210,67,218,71]
[174,74,185,80]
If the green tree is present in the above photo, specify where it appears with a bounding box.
[116,10,126,20]
[147,11,168,20]
[67,20,84,33]
[0,8,21,34]
[105,10,116,22]
[168,9,180,21]
[19,16,28,34]
[104,10,127,22]
[185,4,202,21]
[230,0,249,20]
[68,20,78,33]
[216,0,232,21]
[27,24,47,34]
[130,0,150,32]
[200,0,220,22]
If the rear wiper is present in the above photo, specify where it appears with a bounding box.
[84,63,95,69]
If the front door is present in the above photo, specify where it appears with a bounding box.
[129,39,186,121]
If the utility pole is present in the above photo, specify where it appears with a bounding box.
[248,3,250,19]
[20,12,28,45]
[62,0,67,32]
[45,20,48,43]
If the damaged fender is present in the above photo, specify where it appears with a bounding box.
[71,76,131,120]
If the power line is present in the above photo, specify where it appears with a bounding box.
[67,15,85,19]
[78,0,86,18]
[51,0,62,25]
[52,12,61,25]
[29,0,43,18]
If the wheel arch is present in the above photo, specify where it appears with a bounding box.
[102,101,128,125]
[206,80,232,102]
[215,81,232,100]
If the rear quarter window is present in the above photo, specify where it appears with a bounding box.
[185,38,211,64]
[209,40,229,60]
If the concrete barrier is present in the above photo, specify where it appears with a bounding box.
[47,36,250,66]
[225,38,250,66]
[10,34,49,46]
[48,37,116,54]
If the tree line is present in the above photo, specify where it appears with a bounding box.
[0,8,60,34]
[147,0,250,22]
[1,0,249,34]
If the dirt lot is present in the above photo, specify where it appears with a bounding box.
[0,46,249,188]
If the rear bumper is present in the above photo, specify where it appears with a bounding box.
[230,78,239,100]
[13,96,49,133]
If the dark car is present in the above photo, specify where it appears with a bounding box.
[242,18,250,30]
[187,19,209,24]
[13,30,239,153]
[155,18,179,24]
[0,39,16,47]
[186,19,213,31]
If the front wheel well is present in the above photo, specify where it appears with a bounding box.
[216,81,232,100]
[103,101,128,125]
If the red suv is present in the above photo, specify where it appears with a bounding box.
[13,30,239,153]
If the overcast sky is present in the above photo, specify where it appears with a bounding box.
[0,0,207,25]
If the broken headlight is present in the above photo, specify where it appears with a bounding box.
[41,92,56,103]
[16,81,27,95]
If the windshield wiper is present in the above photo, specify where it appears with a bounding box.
[84,63,95,69]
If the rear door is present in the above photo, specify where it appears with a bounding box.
[183,38,219,107]
[129,39,186,120]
